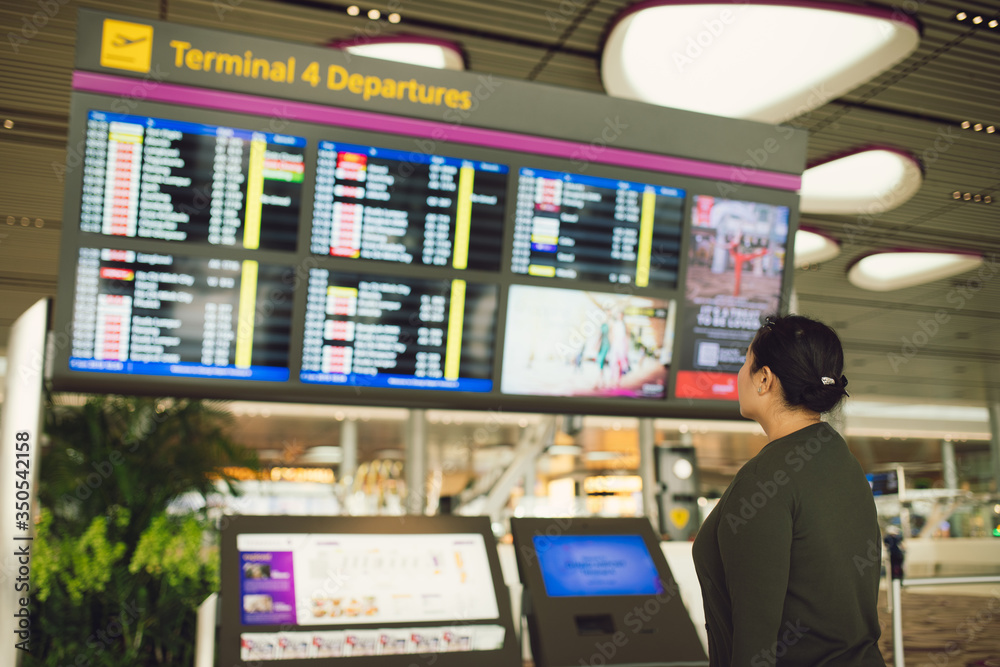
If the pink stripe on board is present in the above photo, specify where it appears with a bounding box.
[72,71,802,190]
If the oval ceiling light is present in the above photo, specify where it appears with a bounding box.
[299,446,344,464]
[329,36,466,70]
[801,147,922,215]
[847,251,983,291]
[794,228,840,267]
[602,1,920,122]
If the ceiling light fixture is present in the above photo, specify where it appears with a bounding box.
[367,9,380,20]
[847,250,984,291]
[388,13,401,23]
[299,446,344,464]
[547,445,583,456]
[601,1,920,122]
[2,119,12,129]
[972,15,983,24]
[953,191,993,203]
[794,228,840,268]
[329,36,466,70]
[961,120,971,128]
[956,12,967,21]
[799,147,922,215]
[346,5,360,16]
[989,19,998,28]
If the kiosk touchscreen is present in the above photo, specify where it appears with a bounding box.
[511,517,707,667]
[220,515,520,666]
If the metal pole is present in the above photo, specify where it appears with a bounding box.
[891,578,904,667]
[886,527,905,667]
[638,418,658,533]
[988,402,1000,494]
[903,575,1000,587]
[340,418,358,483]
[194,593,218,667]
[0,299,49,667]
[884,544,893,614]
[523,463,536,498]
[405,409,427,514]
[940,439,957,490]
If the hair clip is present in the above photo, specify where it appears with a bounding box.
[762,316,776,330]
[820,376,835,385]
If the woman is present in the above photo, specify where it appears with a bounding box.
[692,315,885,666]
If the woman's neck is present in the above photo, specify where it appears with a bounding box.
[759,411,823,443]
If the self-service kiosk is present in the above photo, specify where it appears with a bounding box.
[219,515,520,666]
[511,517,707,667]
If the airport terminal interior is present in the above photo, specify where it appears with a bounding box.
[1,0,999,665]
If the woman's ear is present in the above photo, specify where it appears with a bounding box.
[757,366,773,393]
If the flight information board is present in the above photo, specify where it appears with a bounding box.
[80,111,306,250]
[300,269,496,392]
[68,247,293,381]
[511,168,685,286]
[309,141,508,270]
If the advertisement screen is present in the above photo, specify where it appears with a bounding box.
[533,535,664,597]
[500,285,676,399]
[674,195,789,400]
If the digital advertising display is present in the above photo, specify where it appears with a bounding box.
[674,195,790,401]
[500,285,675,400]
[532,534,664,597]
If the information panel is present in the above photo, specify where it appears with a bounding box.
[310,141,508,270]
[81,110,306,250]
[236,533,500,626]
[674,196,789,400]
[300,269,496,392]
[511,168,684,286]
[69,247,293,381]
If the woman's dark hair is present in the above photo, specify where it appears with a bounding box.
[749,314,849,413]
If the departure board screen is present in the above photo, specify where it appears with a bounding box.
[80,110,306,250]
[511,168,685,286]
[309,141,508,270]
[300,270,496,392]
[69,247,293,381]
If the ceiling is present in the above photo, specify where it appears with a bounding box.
[1,0,999,407]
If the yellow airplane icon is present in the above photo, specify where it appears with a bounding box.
[112,34,147,47]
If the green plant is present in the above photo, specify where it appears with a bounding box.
[27,394,257,666]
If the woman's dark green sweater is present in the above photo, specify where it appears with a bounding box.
[692,422,886,667]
